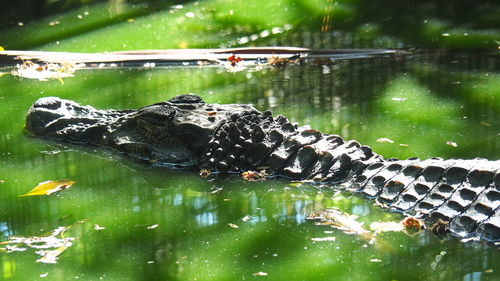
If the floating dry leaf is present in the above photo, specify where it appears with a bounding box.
[252,272,268,276]
[19,180,75,197]
[431,219,449,235]
[241,170,267,182]
[369,258,383,263]
[228,223,239,229]
[267,55,290,66]
[147,224,159,229]
[400,216,425,230]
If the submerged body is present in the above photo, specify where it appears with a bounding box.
[26,94,500,242]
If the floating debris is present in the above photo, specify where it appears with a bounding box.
[267,55,290,67]
[241,215,251,222]
[370,221,404,233]
[461,237,479,243]
[147,224,159,229]
[369,258,383,263]
[242,170,268,182]
[11,61,82,82]
[376,138,394,143]
[199,169,211,178]
[446,141,458,147]
[391,97,407,101]
[370,216,424,236]
[431,219,449,235]
[94,224,106,231]
[311,237,336,242]
[19,179,75,197]
[308,209,373,241]
[0,226,76,264]
[228,223,239,229]
[210,186,223,193]
[400,216,425,230]
[252,272,268,276]
[227,54,243,66]
[37,247,67,264]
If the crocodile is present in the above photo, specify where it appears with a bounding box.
[25,94,500,243]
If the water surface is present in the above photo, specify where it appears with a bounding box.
[1,49,499,281]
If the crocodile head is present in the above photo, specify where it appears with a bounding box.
[25,94,259,167]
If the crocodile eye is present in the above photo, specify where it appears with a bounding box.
[136,105,177,126]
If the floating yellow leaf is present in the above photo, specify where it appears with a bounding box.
[19,180,75,197]
[0,46,4,51]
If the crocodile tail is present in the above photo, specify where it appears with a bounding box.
[344,157,500,242]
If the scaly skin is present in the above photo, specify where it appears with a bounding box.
[26,94,500,242]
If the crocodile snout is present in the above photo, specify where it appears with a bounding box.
[26,97,66,136]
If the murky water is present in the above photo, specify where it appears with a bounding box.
[2,0,500,279]
[0,49,499,280]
